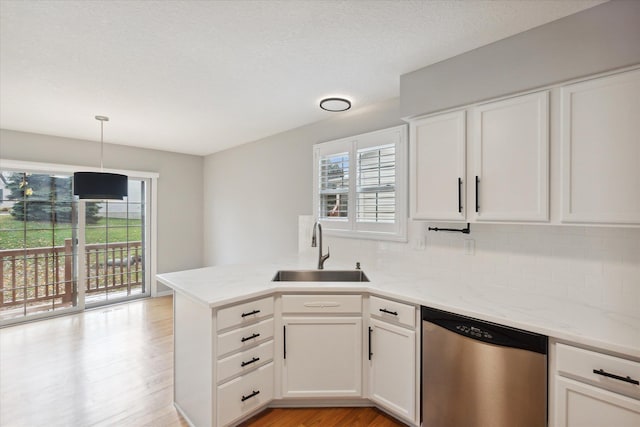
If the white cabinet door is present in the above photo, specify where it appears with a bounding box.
[472,91,549,222]
[368,318,416,423]
[561,69,640,224]
[282,317,362,398]
[410,110,466,221]
[556,376,640,427]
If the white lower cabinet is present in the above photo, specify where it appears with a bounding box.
[217,362,274,427]
[368,318,416,421]
[217,340,274,383]
[281,316,362,397]
[556,376,640,427]
[280,294,363,398]
[214,297,275,427]
[553,342,640,427]
[368,296,420,426]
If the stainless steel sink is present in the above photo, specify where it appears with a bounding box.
[272,270,369,282]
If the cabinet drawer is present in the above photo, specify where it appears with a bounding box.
[217,362,274,427]
[217,340,274,384]
[556,343,640,399]
[217,296,274,331]
[282,294,362,314]
[217,317,274,357]
[369,295,415,328]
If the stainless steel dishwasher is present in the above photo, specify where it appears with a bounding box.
[422,306,547,427]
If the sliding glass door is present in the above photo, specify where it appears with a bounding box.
[0,171,79,321]
[0,167,151,324]
[82,179,148,307]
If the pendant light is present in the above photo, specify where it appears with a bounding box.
[73,116,128,200]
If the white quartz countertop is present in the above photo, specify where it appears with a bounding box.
[157,259,640,359]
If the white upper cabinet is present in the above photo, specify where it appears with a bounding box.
[561,69,640,225]
[410,110,466,221]
[471,91,549,222]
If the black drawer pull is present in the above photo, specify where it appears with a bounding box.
[283,325,287,359]
[368,327,373,360]
[241,309,260,317]
[475,175,480,213]
[593,369,639,386]
[241,333,260,343]
[379,308,398,316]
[457,177,463,213]
[241,357,260,367]
[241,390,260,402]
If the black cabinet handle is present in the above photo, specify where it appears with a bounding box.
[368,327,373,360]
[283,325,287,359]
[241,309,260,317]
[379,308,398,316]
[458,177,463,213]
[241,357,260,367]
[241,390,260,402]
[241,333,260,343]
[475,176,480,213]
[593,369,639,386]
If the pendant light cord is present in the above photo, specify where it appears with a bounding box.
[100,119,104,171]
[95,115,109,171]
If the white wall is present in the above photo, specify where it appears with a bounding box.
[203,98,404,265]
[0,129,204,292]
[317,222,640,317]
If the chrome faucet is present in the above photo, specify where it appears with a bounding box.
[311,221,330,270]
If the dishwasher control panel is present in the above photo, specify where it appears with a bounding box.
[456,324,493,339]
[422,305,547,355]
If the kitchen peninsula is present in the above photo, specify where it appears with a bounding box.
[158,259,640,427]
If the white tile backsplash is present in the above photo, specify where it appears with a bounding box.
[310,218,640,317]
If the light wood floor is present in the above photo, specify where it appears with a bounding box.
[0,296,188,427]
[0,296,408,427]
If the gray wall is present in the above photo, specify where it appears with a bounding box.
[400,0,640,118]
[0,129,204,292]
[203,98,403,265]
[204,0,640,267]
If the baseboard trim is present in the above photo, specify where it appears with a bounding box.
[174,402,197,427]
[269,397,373,408]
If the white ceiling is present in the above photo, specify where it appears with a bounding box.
[0,0,606,156]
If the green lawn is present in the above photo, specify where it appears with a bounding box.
[0,215,142,250]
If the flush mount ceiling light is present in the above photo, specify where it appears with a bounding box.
[73,116,128,200]
[319,97,351,112]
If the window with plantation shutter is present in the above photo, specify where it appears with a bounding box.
[319,152,349,220]
[357,144,395,223]
[313,125,407,241]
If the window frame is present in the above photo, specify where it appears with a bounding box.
[312,124,408,242]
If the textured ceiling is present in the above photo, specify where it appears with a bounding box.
[0,0,606,156]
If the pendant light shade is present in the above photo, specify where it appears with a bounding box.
[73,116,128,200]
[73,172,128,200]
